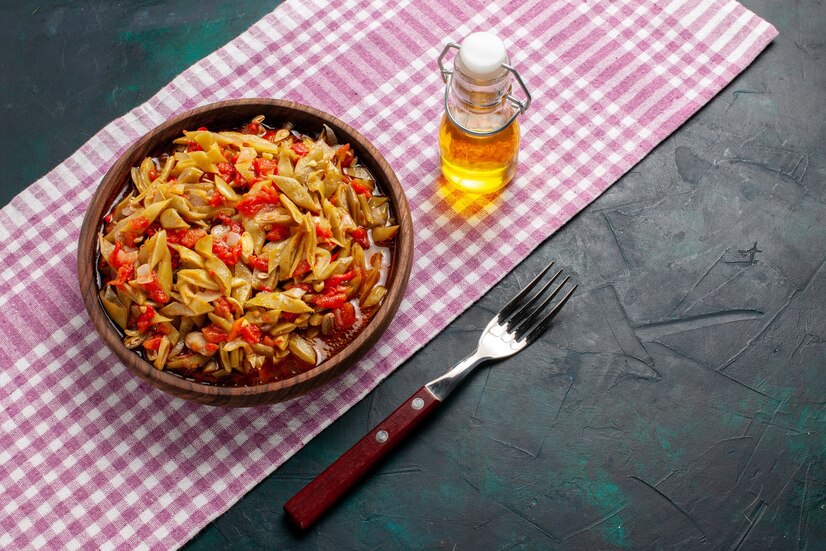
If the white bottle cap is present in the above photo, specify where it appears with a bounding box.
[459,32,508,79]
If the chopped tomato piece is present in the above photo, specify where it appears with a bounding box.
[241,121,261,135]
[315,219,332,239]
[143,334,164,351]
[313,292,347,310]
[240,324,261,344]
[217,162,236,180]
[108,262,134,288]
[140,272,169,304]
[216,161,248,188]
[167,228,207,249]
[252,157,278,176]
[333,302,357,330]
[265,225,291,242]
[262,129,278,141]
[227,318,245,341]
[147,168,159,181]
[234,174,249,189]
[128,216,150,233]
[350,177,373,196]
[350,227,369,249]
[291,142,309,157]
[324,270,355,289]
[212,239,241,267]
[235,186,281,216]
[122,216,151,246]
[335,143,354,167]
[168,248,180,270]
[208,192,224,207]
[109,239,123,269]
[202,324,229,344]
[216,214,243,234]
[280,312,298,322]
[261,335,278,347]
[145,222,161,237]
[248,254,269,272]
[324,283,349,296]
[187,141,203,152]
[136,306,156,333]
[213,296,233,319]
[221,148,238,163]
[204,343,220,355]
[292,259,311,278]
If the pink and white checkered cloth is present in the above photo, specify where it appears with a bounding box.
[0,0,775,548]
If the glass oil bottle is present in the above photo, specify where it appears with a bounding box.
[437,32,531,194]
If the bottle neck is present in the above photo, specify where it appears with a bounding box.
[449,58,512,112]
[447,59,514,134]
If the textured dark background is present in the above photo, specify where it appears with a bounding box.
[2,1,824,549]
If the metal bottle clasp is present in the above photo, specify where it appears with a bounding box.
[437,42,532,137]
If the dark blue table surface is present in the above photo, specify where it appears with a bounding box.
[3,1,824,548]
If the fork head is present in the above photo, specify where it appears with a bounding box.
[478,261,577,359]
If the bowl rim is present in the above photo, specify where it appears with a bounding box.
[77,98,413,405]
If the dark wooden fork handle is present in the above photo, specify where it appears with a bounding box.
[283,386,441,530]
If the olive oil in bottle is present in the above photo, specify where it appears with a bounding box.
[439,115,520,194]
[437,32,531,194]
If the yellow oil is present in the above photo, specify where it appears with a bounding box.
[439,113,520,194]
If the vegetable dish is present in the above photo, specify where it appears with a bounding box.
[97,116,398,385]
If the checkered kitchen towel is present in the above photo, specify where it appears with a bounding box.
[0,0,775,548]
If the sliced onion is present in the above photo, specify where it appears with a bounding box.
[117,249,136,267]
[339,213,356,231]
[168,339,185,358]
[135,263,153,284]
[184,332,214,356]
[225,232,241,247]
[211,224,229,238]
[188,193,207,207]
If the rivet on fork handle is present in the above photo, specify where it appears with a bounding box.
[283,387,441,530]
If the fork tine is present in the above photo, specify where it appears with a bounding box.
[522,283,577,343]
[511,275,570,335]
[508,270,570,331]
[496,261,555,321]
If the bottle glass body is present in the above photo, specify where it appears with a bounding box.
[439,61,520,194]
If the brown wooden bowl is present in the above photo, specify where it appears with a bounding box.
[78,99,413,407]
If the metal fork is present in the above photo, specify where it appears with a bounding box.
[284,261,577,530]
